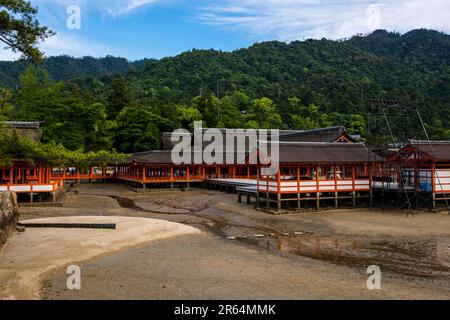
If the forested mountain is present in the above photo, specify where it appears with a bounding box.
[121,29,449,113]
[0,56,151,88]
[1,29,449,153]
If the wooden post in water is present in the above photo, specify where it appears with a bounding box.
[277,166,281,210]
[316,165,320,210]
[352,164,356,207]
[334,165,338,208]
[297,166,301,209]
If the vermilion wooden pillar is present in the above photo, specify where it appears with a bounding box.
[334,164,338,208]
[297,165,301,208]
[277,165,281,209]
[431,162,436,209]
[352,164,356,207]
[39,165,44,184]
[316,165,320,209]
[46,166,51,183]
[369,162,373,207]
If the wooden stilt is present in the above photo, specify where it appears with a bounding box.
[316,165,320,210]
[352,164,356,207]
[432,193,436,210]
[277,193,281,210]
[352,191,356,207]
[370,191,373,207]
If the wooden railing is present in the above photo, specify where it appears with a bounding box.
[257,178,370,194]
[50,172,112,180]
[0,180,64,193]
[435,169,450,194]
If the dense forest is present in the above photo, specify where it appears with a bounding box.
[1,29,449,155]
[0,56,150,88]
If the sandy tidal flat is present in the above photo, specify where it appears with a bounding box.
[0,216,200,299]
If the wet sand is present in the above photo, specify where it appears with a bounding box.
[0,215,200,299]
[12,184,450,299]
[41,233,449,300]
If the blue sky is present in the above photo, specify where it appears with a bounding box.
[1,0,449,61]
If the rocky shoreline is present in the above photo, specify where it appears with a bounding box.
[0,192,20,249]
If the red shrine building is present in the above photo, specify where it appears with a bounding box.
[2,122,449,211]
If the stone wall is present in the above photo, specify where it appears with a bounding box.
[0,192,19,248]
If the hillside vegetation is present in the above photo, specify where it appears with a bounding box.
[1,29,448,153]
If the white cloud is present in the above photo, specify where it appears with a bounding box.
[0,49,21,62]
[40,33,114,58]
[197,0,450,41]
[36,0,161,17]
[0,33,116,61]
[108,0,159,16]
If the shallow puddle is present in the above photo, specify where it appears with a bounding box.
[244,235,450,286]
[110,196,144,211]
[111,194,450,286]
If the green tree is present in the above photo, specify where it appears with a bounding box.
[0,128,126,167]
[42,96,88,150]
[192,94,219,127]
[14,66,64,121]
[0,88,13,120]
[217,96,242,128]
[13,67,90,150]
[115,104,176,153]
[346,114,366,137]
[244,120,259,129]
[246,97,282,129]
[230,91,251,112]
[176,105,202,129]
[427,120,450,140]
[14,67,117,151]
[84,102,116,151]
[107,76,131,119]
[0,0,54,62]
[286,97,310,129]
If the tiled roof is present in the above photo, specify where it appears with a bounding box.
[408,140,450,161]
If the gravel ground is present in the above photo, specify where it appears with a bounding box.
[41,233,449,300]
[15,183,450,299]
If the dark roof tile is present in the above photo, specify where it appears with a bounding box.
[409,140,450,161]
